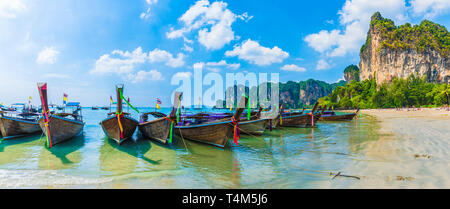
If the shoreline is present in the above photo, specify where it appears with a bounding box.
[336,107,450,188]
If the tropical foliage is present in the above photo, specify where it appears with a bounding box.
[361,12,450,57]
[319,74,450,109]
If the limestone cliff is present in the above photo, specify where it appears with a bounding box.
[359,12,449,85]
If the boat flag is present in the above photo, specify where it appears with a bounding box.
[63,93,68,105]
[156,98,161,109]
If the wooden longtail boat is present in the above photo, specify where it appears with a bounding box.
[174,96,248,148]
[138,92,182,144]
[319,108,360,121]
[100,84,138,145]
[37,83,85,148]
[0,112,41,139]
[280,102,320,127]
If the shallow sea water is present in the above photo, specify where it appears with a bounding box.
[0,108,448,188]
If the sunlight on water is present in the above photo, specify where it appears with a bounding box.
[0,108,447,188]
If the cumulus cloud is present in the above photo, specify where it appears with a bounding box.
[127,70,163,83]
[166,0,252,50]
[36,47,59,64]
[304,0,408,57]
[281,64,306,72]
[194,60,240,72]
[409,0,450,19]
[225,39,289,66]
[148,49,185,68]
[91,47,184,75]
[173,72,192,79]
[316,59,332,70]
[0,0,26,19]
[91,47,147,74]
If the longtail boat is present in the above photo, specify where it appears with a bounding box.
[173,96,248,148]
[319,108,360,121]
[0,108,41,139]
[138,92,182,144]
[261,105,281,130]
[100,84,139,145]
[279,102,320,127]
[37,83,85,148]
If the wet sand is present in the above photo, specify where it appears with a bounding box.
[333,108,450,188]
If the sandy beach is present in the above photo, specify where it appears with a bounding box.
[332,108,450,188]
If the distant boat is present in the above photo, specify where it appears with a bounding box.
[319,108,359,121]
[280,102,322,127]
[37,82,85,148]
[100,84,138,145]
[101,106,110,110]
[138,92,182,144]
[92,106,99,110]
[173,96,248,148]
[0,104,41,139]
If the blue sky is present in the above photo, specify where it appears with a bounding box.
[1,0,449,107]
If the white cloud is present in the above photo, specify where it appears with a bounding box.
[281,64,306,72]
[410,0,450,19]
[0,0,26,19]
[182,43,193,52]
[304,0,408,57]
[91,47,147,74]
[173,72,192,79]
[91,47,184,75]
[140,0,158,19]
[225,39,289,66]
[36,47,59,64]
[148,49,185,68]
[316,59,331,70]
[127,70,163,83]
[194,60,240,72]
[166,0,251,50]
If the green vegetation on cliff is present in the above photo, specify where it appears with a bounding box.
[319,74,449,109]
[360,12,450,57]
[343,64,360,82]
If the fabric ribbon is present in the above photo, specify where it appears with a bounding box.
[118,88,139,113]
[163,116,175,144]
[280,106,283,125]
[307,112,314,127]
[116,112,124,139]
[231,116,240,145]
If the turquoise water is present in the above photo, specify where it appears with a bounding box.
[0,108,384,188]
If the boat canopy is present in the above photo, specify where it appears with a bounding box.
[66,102,81,107]
[12,103,26,106]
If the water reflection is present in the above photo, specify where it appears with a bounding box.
[38,133,85,170]
[0,134,41,165]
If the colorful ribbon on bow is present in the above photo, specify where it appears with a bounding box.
[118,88,139,113]
[280,106,283,125]
[307,112,314,127]
[116,112,124,139]
[231,116,240,145]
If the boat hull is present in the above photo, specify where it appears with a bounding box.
[101,115,138,144]
[280,114,317,127]
[38,115,84,146]
[138,117,171,144]
[239,119,267,135]
[319,113,356,121]
[266,115,280,129]
[174,121,234,148]
[0,116,41,139]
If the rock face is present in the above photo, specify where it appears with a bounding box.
[344,65,360,83]
[359,13,449,84]
[279,79,346,108]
